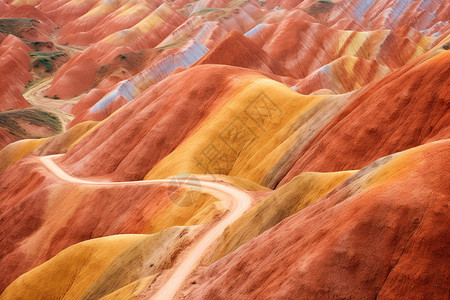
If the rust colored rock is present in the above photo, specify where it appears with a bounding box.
[57,65,263,181]
[280,51,450,185]
[0,1,449,298]
[0,35,32,111]
[195,29,294,78]
[0,128,15,150]
[186,140,450,299]
[2,5,56,28]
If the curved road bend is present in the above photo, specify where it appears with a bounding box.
[39,155,252,300]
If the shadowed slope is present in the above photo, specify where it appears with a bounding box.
[214,170,356,260]
[293,55,390,94]
[0,228,197,300]
[0,108,61,142]
[186,140,450,299]
[0,155,224,291]
[0,121,97,174]
[195,29,294,78]
[0,35,32,111]
[280,49,450,185]
[57,65,264,181]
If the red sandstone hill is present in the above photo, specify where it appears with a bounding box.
[56,65,263,181]
[1,5,56,29]
[0,1,449,298]
[0,128,14,150]
[186,140,450,299]
[0,155,194,291]
[195,29,295,79]
[0,35,32,112]
[279,49,450,186]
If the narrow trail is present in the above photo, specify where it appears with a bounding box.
[55,43,87,57]
[39,155,252,299]
[22,77,82,129]
[23,38,88,130]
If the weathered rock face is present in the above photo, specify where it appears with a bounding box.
[186,140,450,299]
[0,155,224,291]
[45,3,187,99]
[0,0,449,299]
[0,128,14,149]
[0,35,32,112]
[280,50,450,186]
[56,65,268,181]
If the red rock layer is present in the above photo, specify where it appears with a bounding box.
[67,75,126,123]
[0,156,184,291]
[45,4,186,98]
[1,4,56,29]
[265,0,450,32]
[247,16,431,78]
[0,35,32,112]
[34,0,103,26]
[280,50,450,185]
[187,140,450,299]
[45,54,100,99]
[0,2,11,15]
[57,1,165,45]
[57,66,262,181]
[195,29,294,79]
[293,56,390,94]
[0,128,15,150]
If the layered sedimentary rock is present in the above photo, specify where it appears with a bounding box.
[58,65,266,180]
[0,108,61,147]
[0,155,226,291]
[0,35,32,111]
[214,170,356,260]
[186,140,450,299]
[0,120,96,173]
[45,4,187,99]
[0,0,449,299]
[280,49,450,185]
[1,228,198,299]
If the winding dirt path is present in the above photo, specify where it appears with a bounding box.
[22,77,81,129]
[39,155,252,299]
[22,40,87,130]
[55,43,87,57]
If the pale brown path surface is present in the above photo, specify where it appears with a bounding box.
[39,155,252,299]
